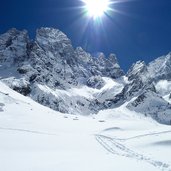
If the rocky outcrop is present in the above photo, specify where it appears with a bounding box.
[127,91,171,125]
[147,53,171,81]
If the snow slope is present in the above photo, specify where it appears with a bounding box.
[0,81,171,171]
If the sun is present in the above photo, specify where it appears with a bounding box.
[82,0,110,19]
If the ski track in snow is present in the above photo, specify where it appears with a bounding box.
[0,127,56,136]
[95,134,171,171]
[114,130,171,142]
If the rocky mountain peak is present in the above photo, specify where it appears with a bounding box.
[0,28,29,49]
[75,46,92,64]
[147,52,171,81]
[97,52,106,63]
[0,28,29,66]
[7,28,28,36]
[36,27,73,51]
[127,60,148,82]
[108,53,118,64]
[36,27,69,42]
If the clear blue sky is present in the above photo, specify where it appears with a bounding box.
[0,0,171,71]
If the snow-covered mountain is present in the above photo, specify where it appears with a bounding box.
[1,80,171,171]
[0,28,124,114]
[0,27,171,124]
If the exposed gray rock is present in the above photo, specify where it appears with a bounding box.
[87,76,105,89]
[127,91,171,125]
[0,28,29,66]
[148,53,171,81]
[105,61,155,108]
[0,103,5,112]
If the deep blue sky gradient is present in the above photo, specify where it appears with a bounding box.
[0,0,171,71]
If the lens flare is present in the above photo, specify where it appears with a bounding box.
[82,0,110,19]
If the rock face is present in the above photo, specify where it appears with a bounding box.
[104,60,155,107]
[0,27,171,124]
[125,57,171,125]
[148,53,171,81]
[127,91,171,125]
[99,53,171,124]
[0,28,29,66]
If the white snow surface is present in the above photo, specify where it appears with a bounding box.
[0,81,171,171]
[155,80,171,96]
[163,94,171,104]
